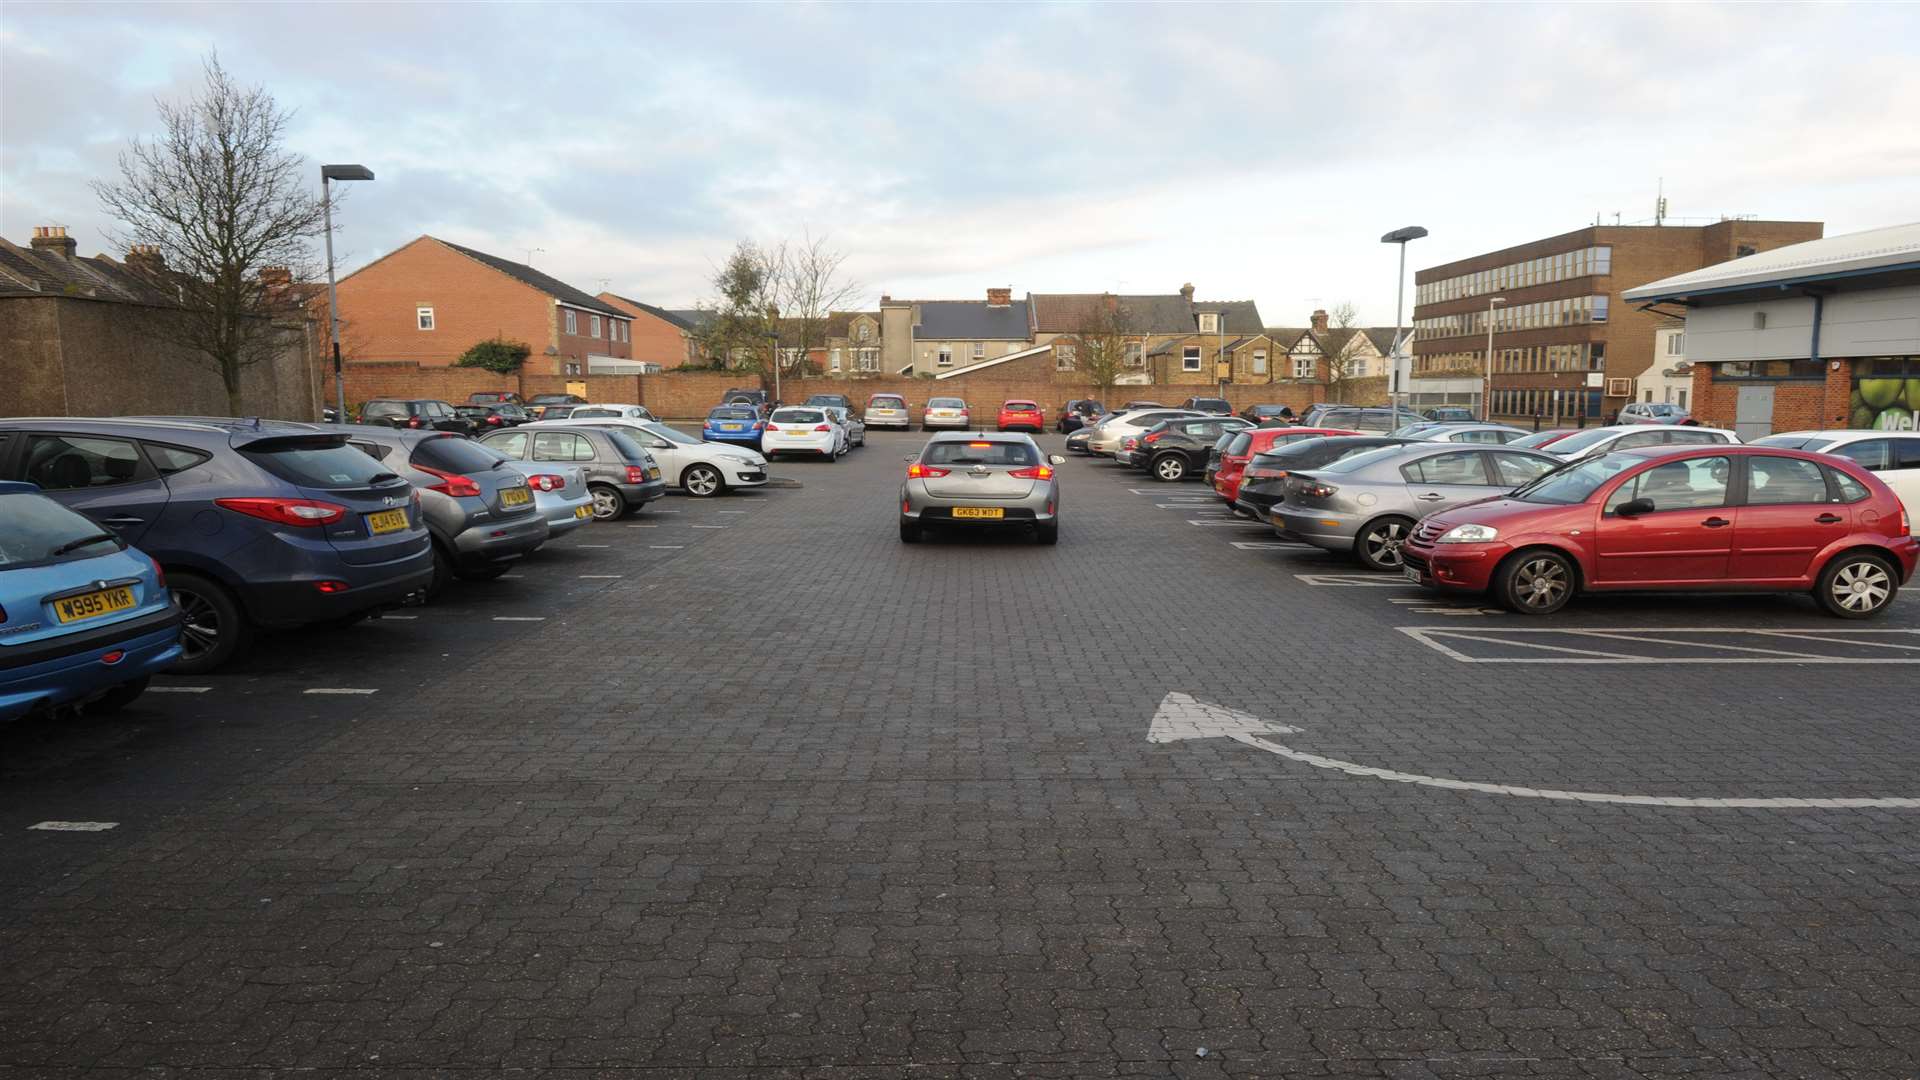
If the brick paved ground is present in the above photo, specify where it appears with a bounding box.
[3,430,1918,1078]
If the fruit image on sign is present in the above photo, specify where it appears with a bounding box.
[1851,367,1920,431]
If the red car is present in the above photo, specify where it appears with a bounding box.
[1211,427,1358,505]
[1403,445,1918,617]
[997,400,1044,433]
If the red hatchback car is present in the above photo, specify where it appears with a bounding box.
[1211,427,1358,505]
[1403,445,1918,617]
[997,400,1044,433]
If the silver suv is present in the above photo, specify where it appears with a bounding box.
[900,432,1065,545]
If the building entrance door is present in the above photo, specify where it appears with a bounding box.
[1735,385,1775,441]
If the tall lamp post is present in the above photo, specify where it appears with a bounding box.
[766,329,783,406]
[1482,296,1506,421]
[321,164,374,423]
[1379,225,1427,420]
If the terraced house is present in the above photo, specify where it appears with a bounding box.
[1030,284,1264,385]
[879,288,1031,376]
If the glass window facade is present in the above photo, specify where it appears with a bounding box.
[1415,295,1612,340]
[1415,342,1605,376]
[1416,246,1612,306]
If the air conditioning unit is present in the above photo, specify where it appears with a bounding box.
[1606,377,1632,397]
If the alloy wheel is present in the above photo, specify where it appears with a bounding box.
[172,587,221,663]
[1155,457,1185,481]
[591,488,621,520]
[1832,560,1892,613]
[1362,521,1409,568]
[1512,556,1570,611]
[685,466,721,497]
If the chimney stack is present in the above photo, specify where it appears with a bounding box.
[31,225,77,259]
[986,287,1013,307]
[1179,282,1195,302]
[125,244,167,273]
[1311,308,1329,332]
[259,266,292,287]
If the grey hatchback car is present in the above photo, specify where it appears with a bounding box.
[900,432,1065,545]
[1272,443,1563,571]
[478,425,667,520]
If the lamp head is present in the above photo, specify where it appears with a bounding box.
[1379,226,1428,244]
[321,164,375,182]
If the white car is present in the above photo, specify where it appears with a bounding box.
[567,403,657,421]
[1540,423,1740,462]
[526,418,768,496]
[1409,423,1533,444]
[1753,429,1920,517]
[764,406,841,461]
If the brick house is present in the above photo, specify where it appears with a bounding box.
[877,288,1033,376]
[334,236,633,378]
[1031,285,1264,385]
[596,293,702,368]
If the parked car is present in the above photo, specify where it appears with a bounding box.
[536,404,585,421]
[527,394,587,420]
[1752,429,1920,518]
[1273,442,1563,571]
[1064,427,1098,455]
[567,403,657,422]
[361,399,475,435]
[1297,405,1425,433]
[1542,424,1740,463]
[1403,445,1918,618]
[703,405,766,450]
[468,391,526,406]
[1120,400,1165,409]
[762,406,841,460]
[549,418,767,497]
[1240,404,1295,425]
[1508,428,1583,450]
[341,427,549,594]
[823,407,866,450]
[1235,435,1414,521]
[1422,406,1478,422]
[1619,402,1692,425]
[480,423,670,514]
[1210,426,1361,504]
[1,417,434,671]
[1056,399,1106,433]
[1409,423,1533,445]
[922,396,973,431]
[900,432,1065,545]
[1,481,183,722]
[805,394,854,412]
[997,400,1045,433]
[864,393,912,431]
[454,402,532,431]
[722,388,770,415]
[1180,397,1233,415]
[1122,416,1251,480]
[443,446,591,541]
[1086,409,1204,458]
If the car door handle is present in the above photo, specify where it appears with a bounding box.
[1815,513,1843,524]
[1414,493,1445,501]
[100,516,145,525]
[1702,517,1730,528]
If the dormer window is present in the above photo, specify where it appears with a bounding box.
[1197,313,1218,333]
[857,323,870,341]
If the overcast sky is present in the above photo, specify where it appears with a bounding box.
[4,2,1916,326]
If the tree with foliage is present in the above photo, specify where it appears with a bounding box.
[693,241,782,383]
[453,337,531,374]
[93,53,329,414]
[1071,297,1136,395]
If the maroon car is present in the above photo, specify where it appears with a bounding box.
[1402,445,1918,618]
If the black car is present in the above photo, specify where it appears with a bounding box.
[1240,403,1295,425]
[1126,416,1245,481]
[723,387,770,414]
[454,403,532,431]
[527,394,588,419]
[1296,404,1424,433]
[1056,399,1106,433]
[361,399,475,435]
[468,391,526,406]
[1233,435,1415,519]
[1423,406,1477,422]
[1180,397,1233,415]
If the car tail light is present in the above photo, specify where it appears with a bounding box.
[487,415,504,426]
[1901,508,1912,536]
[907,463,950,479]
[314,580,350,594]
[406,416,424,428]
[766,423,781,432]
[1299,481,1339,498]
[755,420,766,430]
[814,423,831,432]
[529,474,566,492]
[1144,431,1166,444]
[412,465,483,498]
[1246,468,1290,481]
[625,465,648,484]
[1122,437,1138,450]
[215,497,348,527]
[150,557,166,589]
[1010,465,1054,480]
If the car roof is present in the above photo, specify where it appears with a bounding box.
[924,430,1035,443]
[3,415,335,447]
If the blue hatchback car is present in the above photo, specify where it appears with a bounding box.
[702,405,766,450]
[1,482,183,722]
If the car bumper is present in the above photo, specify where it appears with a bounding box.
[998,421,1043,433]
[865,415,911,429]
[0,618,184,721]
[1272,510,1357,552]
[1401,540,1507,592]
[1890,535,1920,583]
[622,479,668,505]
[248,549,436,628]
[922,417,971,429]
[704,430,764,447]
[901,485,1058,526]
[767,436,837,455]
[536,492,597,536]
[718,462,770,487]
[450,512,551,571]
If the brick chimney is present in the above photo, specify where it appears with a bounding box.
[125,244,167,273]
[986,287,1013,307]
[258,266,292,287]
[1179,282,1195,302]
[1311,308,1329,331]
[31,225,77,259]
[880,293,891,303]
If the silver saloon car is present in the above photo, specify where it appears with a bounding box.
[1272,443,1562,571]
[900,432,1064,545]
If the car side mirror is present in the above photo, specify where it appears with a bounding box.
[1614,497,1655,517]
[1049,454,1066,466]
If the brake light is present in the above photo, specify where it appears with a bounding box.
[1144,431,1166,444]
[814,424,831,432]
[406,416,424,428]
[100,650,125,665]
[487,415,504,426]
[314,580,350,594]
[1902,508,1911,536]
[625,466,648,483]
[1246,468,1290,481]
[412,465,483,498]
[766,423,781,432]
[529,474,566,493]
[1010,465,1054,480]
[150,557,165,589]
[907,463,950,479]
[214,497,348,526]
[1299,481,1338,498]
[1122,437,1138,449]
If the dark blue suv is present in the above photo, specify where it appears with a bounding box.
[0,419,434,673]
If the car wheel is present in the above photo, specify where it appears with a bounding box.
[900,521,921,543]
[428,542,454,598]
[86,677,151,715]
[454,563,512,582]
[682,464,725,497]
[1035,522,1059,545]
[589,483,626,521]
[1152,455,1187,482]
[1816,551,1897,618]
[1495,549,1576,615]
[167,572,247,674]
[1355,516,1415,571]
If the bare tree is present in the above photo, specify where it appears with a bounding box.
[775,232,860,382]
[1071,297,1136,395]
[1317,301,1362,403]
[93,53,328,414]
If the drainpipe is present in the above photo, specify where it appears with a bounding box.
[1808,292,1824,364]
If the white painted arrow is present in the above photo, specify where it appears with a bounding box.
[1146,692,1299,744]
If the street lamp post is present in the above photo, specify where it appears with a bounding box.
[1380,225,1428,420]
[766,330,782,406]
[321,164,374,423]
[1483,296,1506,421]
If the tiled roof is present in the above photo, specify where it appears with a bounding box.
[0,237,184,305]
[1031,292,1263,335]
[913,299,1031,340]
[602,293,696,330]
[439,239,626,318]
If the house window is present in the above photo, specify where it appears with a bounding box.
[1056,343,1076,371]
[1198,313,1218,333]
[564,362,582,375]
[938,346,953,367]
[857,324,870,341]
[1293,355,1316,379]
[1667,332,1684,355]
[564,309,578,335]
[590,314,602,338]
[1252,350,1267,375]
[1182,346,1201,372]
[830,348,842,373]
[1124,342,1143,368]
[857,348,878,372]
[416,307,434,331]
[972,342,985,360]
[620,322,629,342]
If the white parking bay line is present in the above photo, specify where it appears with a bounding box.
[1187,519,1269,527]
[691,525,727,529]
[304,687,379,695]
[627,524,657,528]
[651,509,682,513]
[578,574,622,579]
[575,544,610,548]
[1295,573,1418,587]
[148,685,212,693]
[649,545,684,550]
[379,614,419,620]
[717,510,748,514]
[29,821,118,832]
[492,616,546,622]
[1398,626,1920,664]
[1230,542,1297,550]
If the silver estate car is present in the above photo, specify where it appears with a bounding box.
[1085,409,1203,457]
[900,432,1066,545]
[864,393,912,431]
[1272,443,1562,571]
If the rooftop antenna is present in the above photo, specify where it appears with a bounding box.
[525,246,545,266]
[1654,178,1668,227]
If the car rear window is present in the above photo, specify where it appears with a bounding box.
[929,398,965,408]
[243,437,396,488]
[773,409,825,423]
[410,435,506,474]
[1006,401,1038,410]
[869,397,905,408]
[709,407,755,420]
[604,431,651,463]
[0,492,123,568]
[923,440,1039,466]
[1224,433,1252,455]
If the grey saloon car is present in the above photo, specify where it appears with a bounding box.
[1271,443,1562,571]
[900,432,1065,545]
[478,426,668,520]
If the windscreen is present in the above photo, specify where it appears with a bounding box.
[1223,433,1252,455]
[641,423,702,445]
[604,430,652,463]
[1514,454,1634,504]
[923,441,1040,466]
[1541,427,1623,456]
[244,437,398,488]
[0,492,123,568]
[1751,434,1830,450]
[1319,445,1410,474]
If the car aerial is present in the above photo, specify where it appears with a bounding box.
[1240,404,1295,425]
[1751,429,1920,517]
[453,402,532,431]
[1273,442,1564,571]
[1296,404,1426,433]
[480,423,670,514]
[1064,426,1098,455]
[1422,406,1478,422]
[1179,397,1233,415]
[1408,423,1533,445]
[1056,399,1105,433]
[1211,426,1361,505]
[1123,416,1251,481]
[1085,409,1204,458]
[899,432,1065,545]
[822,406,866,450]
[467,391,526,406]
[1508,428,1583,450]
[1541,424,1740,463]
[804,394,854,412]
[996,400,1045,433]
[762,406,842,461]
[567,403,657,422]
[864,393,911,431]
[340,427,550,595]
[922,396,972,431]
[1,481,183,723]
[1619,401,1692,425]
[4,417,435,672]
[582,419,770,496]
[1234,435,1415,522]
[1403,445,1918,618]
[702,405,767,449]
[360,398,476,435]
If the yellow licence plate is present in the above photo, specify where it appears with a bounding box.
[365,509,409,535]
[54,585,137,624]
[501,486,531,507]
[573,505,593,520]
[952,507,1004,519]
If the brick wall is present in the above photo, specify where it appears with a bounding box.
[597,294,694,367]
[336,237,553,373]
[1690,361,1853,433]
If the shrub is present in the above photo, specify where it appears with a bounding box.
[453,337,531,374]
